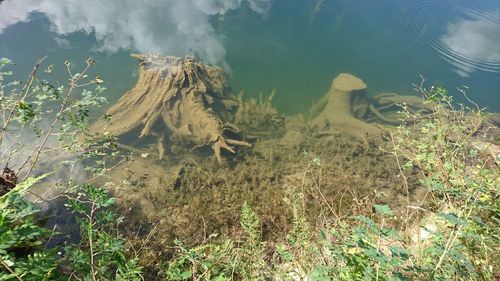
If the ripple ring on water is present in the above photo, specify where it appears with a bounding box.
[408,1,500,76]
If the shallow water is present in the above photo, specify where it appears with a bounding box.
[1,0,499,113]
[2,2,499,273]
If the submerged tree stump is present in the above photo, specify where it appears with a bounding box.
[310,73,383,139]
[309,73,436,139]
[92,54,250,163]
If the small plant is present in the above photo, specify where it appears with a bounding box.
[0,182,143,280]
[392,83,499,280]
[167,202,266,280]
[238,202,266,279]
[0,174,60,280]
[64,184,143,281]
[1,57,142,280]
[167,238,238,280]
[274,192,319,280]
[332,205,410,280]
[0,56,115,184]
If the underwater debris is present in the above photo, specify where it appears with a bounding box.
[0,167,17,196]
[92,54,250,163]
[368,92,432,123]
[234,90,285,139]
[373,92,431,112]
[483,113,500,141]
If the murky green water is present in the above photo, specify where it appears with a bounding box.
[1,0,499,113]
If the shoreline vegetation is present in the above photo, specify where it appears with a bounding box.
[0,56,498,280]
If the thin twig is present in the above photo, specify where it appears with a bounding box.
[19,63,92,179]
[1,259,23,281]
[0,56,47,147]
[88,201,98,281]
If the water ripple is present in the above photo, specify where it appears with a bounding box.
[408,1,500,77]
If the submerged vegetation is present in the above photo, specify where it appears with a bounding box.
[0,56,498,281]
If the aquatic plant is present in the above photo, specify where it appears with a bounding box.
[234,90,285,138]
[158,82,498,280]
[166,202,265,280]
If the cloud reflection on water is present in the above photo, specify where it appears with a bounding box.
[0,0,272,65]
[439,11,500,77]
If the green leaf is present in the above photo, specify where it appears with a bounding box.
[310,266,331,281]
[0,273,18,281]
[374,205,393,216]
[438,212,468,226]
[389,246,410,260]
[180,270,192,279]
[17,101,36,122]
[7,173,53,197]
[0,58,12,67]
[277,244,293,262]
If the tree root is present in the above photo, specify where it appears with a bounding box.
[92,54,250,163]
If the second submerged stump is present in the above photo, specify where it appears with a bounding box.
[310,73,384,139]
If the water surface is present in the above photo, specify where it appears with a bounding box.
[1,0,499,113]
